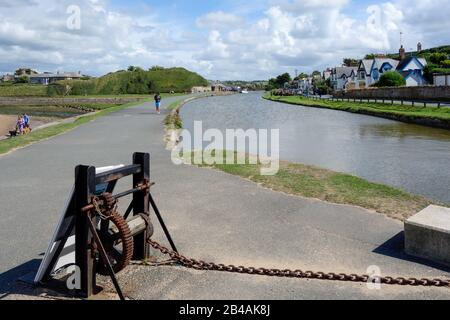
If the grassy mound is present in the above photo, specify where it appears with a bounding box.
[52,67,208,96]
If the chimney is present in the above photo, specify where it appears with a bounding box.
[399,45,406,60]
[417,42,422,53]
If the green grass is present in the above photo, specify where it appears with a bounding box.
[0,85,48,97]
[0,101,143,155]
[264,94,450,127]
[54,68,208,96]
[178,150,439,221]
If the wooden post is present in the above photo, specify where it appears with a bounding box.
[74,165,96,298]
[132,153,150,260]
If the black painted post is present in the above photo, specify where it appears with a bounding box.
[132,152,150,260]
[74,165,96,298]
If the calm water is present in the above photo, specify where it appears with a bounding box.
[181,92,450,203]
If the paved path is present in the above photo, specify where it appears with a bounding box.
[1,96,449,300]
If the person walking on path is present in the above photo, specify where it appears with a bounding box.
[154,93,162,115]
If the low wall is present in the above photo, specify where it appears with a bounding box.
[336,86,450,101]
[0,97,146,106]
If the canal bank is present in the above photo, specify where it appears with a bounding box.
[180,92,450,204]
[264,94,450,130]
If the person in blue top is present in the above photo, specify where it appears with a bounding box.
[23,114,30,126]
[154,93,162,115]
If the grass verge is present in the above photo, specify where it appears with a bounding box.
[178,150,440,221]
[0,100,146,155]
[264,94,450,129]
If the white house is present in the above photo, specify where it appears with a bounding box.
[396,56,428,86]
[356,58,399,88]
[331,66,358,91]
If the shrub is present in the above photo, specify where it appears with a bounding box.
[376,71,406,87]
[429,53,448,65]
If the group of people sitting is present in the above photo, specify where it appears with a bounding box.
[10,114,32,137]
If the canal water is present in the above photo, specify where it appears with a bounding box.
[180,92,450,203]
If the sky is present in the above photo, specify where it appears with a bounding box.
[0,0,449,80]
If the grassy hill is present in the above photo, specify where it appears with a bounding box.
[0,67,208,97]
[51,67,209,96]
[0,83,48,97]
[384,45,450,61]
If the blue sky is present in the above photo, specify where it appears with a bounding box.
[0,0,449,80]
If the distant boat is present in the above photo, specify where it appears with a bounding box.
[240,89,249,94]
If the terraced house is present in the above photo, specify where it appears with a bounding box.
[356,58,400,88]
[331,44,429,91]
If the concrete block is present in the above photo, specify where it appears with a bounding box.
[405,205,450,266]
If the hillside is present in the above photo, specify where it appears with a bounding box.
[384,45,450,61]
[48,67,209,96]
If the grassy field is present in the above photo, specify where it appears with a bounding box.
[0,103,127,118]
[178,151,438,221]
[264,94,450,125]
[0,100,143,155]
[0,84,48,97]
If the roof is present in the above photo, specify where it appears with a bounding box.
[374,58,399,70]
[396,56,427,71]
[359,58,400,73]
[30,72,82,78]
[334,66,357,78]
[359,60,373,73]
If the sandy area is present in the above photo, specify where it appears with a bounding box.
[0,115,16,136]
[0,115,51,137]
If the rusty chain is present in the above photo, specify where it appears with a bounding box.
[146,239,450,288]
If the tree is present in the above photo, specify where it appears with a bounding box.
[343,58,359,67]
[375,71,406,87]
[441,60,450,68]
[150,66,165,71]
[429,53,448,65]
[15,76,29,84]
[275,73,292,87]
[14,68,37,76]
[313,79,330,95]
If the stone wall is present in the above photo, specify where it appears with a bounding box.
[0,97,146,106]
[335,86,450,101]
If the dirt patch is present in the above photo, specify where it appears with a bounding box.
[0,115,16,136]
[0,115,55,137]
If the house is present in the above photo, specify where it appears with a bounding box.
[396,56,428,86]
[357,58,399,88]
[322,68,332,81]
[330,66,358,91]
[1,74,15,82]
[29,71,82,85]
[211,83,227,92]
[433,73,450,86]
[191,86,212,93]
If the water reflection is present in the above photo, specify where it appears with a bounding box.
[181,92,450,203]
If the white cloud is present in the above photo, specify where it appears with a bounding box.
[0,0,449,79]
[196,11,244,30]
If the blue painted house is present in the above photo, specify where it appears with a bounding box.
[396,56,428,86]
[356,58,399,88]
